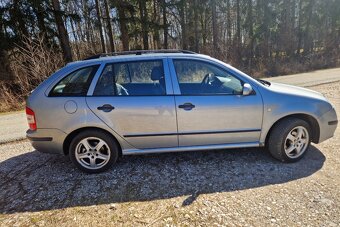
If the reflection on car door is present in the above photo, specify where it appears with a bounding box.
[86,59,178,149]
[170,59,263,147]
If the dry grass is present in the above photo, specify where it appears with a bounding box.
[0,36,63,112]
[0,83,24,112]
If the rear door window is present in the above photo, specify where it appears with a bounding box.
[50,65,99,96]
[93,60,165,96]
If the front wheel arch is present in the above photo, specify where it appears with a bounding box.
[265,114,320,146]
[63,127,122,157]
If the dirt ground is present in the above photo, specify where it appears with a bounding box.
[0,82,339,226]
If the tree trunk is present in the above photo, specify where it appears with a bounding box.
[51,0,73,63]
[0,18,13,81]
[153,0,160,49]
[212,0,218,56]
[304,0,315,55]
[201,10,207,46]
[95,0,106,53]
[162,0,168,49]
[194,0,199,52]
[82,0,91,42]
[226,0,231,59]
[247,0,254,69]
[117,2,129,51]
[104,0,115,52]
[288,0,296,57]
[139,0,149,49]
[70,19,80,59]
[236,0,241,62]
[261,0,270,59]
[34,2,48,42]
[13,0,29,39]
[179,0,187,49]
[296,0,303,55]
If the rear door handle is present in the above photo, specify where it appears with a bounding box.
[178,103,195,110]
[97,104,115,112]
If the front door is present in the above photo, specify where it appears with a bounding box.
[86,59,178,149]
[171,59,263,147]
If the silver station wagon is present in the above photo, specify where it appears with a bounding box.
[26,50,338,173]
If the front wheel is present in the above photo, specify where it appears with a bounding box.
[268,118,311,162]
[69,130,119,173]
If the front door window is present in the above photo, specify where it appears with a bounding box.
[173,59,243,95]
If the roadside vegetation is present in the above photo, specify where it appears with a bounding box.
[0,0,339,112]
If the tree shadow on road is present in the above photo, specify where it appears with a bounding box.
[0,145,325,213]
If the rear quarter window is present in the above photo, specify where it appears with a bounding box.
[49,65,99,97]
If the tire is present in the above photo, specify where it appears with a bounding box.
[268,118,311,162]
[69,129,119,173]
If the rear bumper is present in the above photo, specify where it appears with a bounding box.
[26,128,67,154]
[318,107,338,143]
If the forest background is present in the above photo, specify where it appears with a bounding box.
[0,0,339,111]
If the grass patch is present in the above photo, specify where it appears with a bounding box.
[0,109,24,115]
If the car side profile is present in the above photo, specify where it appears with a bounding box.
[26,50,338,173]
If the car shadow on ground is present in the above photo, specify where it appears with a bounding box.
[0,145,325,214]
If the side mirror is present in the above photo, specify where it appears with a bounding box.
[242,83,253,96]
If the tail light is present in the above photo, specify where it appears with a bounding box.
[26,107,37,131]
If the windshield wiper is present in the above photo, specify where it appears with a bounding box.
[257,79,271,86]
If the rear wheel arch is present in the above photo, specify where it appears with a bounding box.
[265,114,320,145]
[63,127,122,157]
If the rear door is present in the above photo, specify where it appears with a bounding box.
[86,59,178,149]
[170,58,263,147]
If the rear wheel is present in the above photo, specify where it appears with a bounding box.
[69,130,119,173]
[268,118,311,162]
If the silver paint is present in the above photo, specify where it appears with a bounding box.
[26,53,338,156]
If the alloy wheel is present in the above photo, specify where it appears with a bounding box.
[75,137,111,170]
[284,126,309,159]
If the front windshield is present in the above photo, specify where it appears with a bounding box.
[212,58,265,84]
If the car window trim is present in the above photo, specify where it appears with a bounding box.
[171,58,246,96]
[88,59,174,97]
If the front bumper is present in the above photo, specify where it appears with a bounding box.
[27,128,67,154]
[318,107,338,143]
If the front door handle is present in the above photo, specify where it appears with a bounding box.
[178,103,195,110]
[97,104,115,112]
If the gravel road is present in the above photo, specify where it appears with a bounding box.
[266,67,340,87]
[0,80,339,225]
[0,112,26,144]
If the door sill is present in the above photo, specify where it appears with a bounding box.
[122,142,260,155]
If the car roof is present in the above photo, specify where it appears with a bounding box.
[66,52,215,68]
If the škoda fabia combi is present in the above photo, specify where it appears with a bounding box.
[26,50,338,173]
